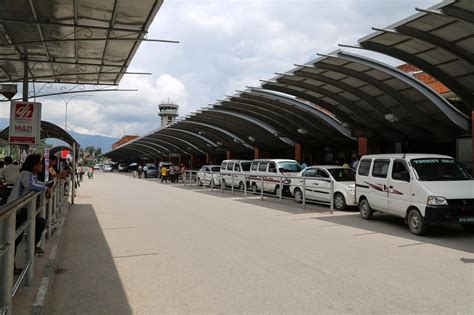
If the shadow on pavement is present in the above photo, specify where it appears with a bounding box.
[317,212,474,254]
[47,204,132,314]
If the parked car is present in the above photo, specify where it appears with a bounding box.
[103,164,113,172]
[144,165,158,178]
[290,166,356,210]
[355,154,474,235]
[197,165,221,186]
[249,159,301,196]
[220,160,252,190]
[93,164,101,170]
[118,163,128,172]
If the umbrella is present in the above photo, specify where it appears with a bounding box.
[129,162,138,167]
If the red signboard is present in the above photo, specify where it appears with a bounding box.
[9,101,42,145]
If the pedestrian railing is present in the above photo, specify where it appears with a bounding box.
[183,170,335,212]
[0,178,70,315]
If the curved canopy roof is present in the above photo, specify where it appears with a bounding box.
[0,0,163,85]
[261,50,470,141]
[358,0,474,114]
[104,89,355,160]
[0,120,78,147]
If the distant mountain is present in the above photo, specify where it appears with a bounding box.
[0,118,118,152]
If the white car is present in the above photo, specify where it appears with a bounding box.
[290,166,356,210]
[103,164,113,172]
[197,165,221,186]
[220,160,252,190]
[249,159,301,195]
[355,154,474,235]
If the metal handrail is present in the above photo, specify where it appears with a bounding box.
[0,177,70,315]
[184,170,338,213]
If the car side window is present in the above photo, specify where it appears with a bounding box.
[358,159,372,176]
[268,162,277,173]
[392,160,410,182]
[234,163,240,171]
[251,162,258,171]
[372,159,390,178]
[303,169,316,177]
[221,162,227,170]
[316,169,329,178]
[258,162,268,172]
[227,162,234,171]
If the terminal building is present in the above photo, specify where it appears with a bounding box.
[105,0,473,175]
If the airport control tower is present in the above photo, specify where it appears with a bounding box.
[158,100,179,129]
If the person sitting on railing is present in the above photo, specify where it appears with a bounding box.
[8,154,51,274]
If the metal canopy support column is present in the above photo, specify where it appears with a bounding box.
[254,148,260,159]
[295,143,302,161]
[205,153,210,164]
[71,142,76,204]
[358,137,368,156]
[23,48,28,101]
[472,111,474,177]
[226,151,232,160]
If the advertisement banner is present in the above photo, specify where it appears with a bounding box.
[9,101,42,145]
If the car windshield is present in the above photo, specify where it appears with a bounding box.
[328,168,355,182]
[410,158,471,181]
[148,166,156,170]
[211,166,220,172]
[277,162,301,173]
[241,162,251,172]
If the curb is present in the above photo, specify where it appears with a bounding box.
[30,206,69,315]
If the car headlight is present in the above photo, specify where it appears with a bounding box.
[348,186,355,193]
[427,196,448,206]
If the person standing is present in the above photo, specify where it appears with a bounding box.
[1,156,20,187]
[138,164,143,179]
[160,165,168,183]
[9,154,50,273]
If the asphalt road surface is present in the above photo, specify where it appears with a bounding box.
[47,172,474,314]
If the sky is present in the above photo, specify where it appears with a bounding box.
[1,0,440,138]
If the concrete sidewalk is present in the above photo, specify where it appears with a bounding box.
[47,172,473,314]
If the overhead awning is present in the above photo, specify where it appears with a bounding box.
[261,50,470,141]
[358,0,474,114]
[103,89,355,160]
[0,0,164,85]
[0,120,78,147]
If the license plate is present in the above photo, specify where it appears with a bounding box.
[459,218,474,224]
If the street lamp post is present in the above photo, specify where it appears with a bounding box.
[60,94,93,131]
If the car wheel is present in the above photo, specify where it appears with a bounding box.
[407,208,427,236]
[334,193,347,211]
[359,198,373,220]
[238,181,245,191]
[251,183,258,193]
[274,185,281,197]
[294,188,303,204]
[460,223,474,232]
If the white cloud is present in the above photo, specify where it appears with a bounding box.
[0,0,441,139]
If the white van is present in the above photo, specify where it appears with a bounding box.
[220,160,252,190]
[249,159,301,196]
[355,154,474,235]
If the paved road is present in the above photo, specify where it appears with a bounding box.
[48,172,473,314]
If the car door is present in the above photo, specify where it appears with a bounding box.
[226,162,234,185]
[314,168,331,202]
[388,159,412,217]
[301,168,318,201]
[258,162,269,191]
[368,159,391,211]
[234,162,242,187]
